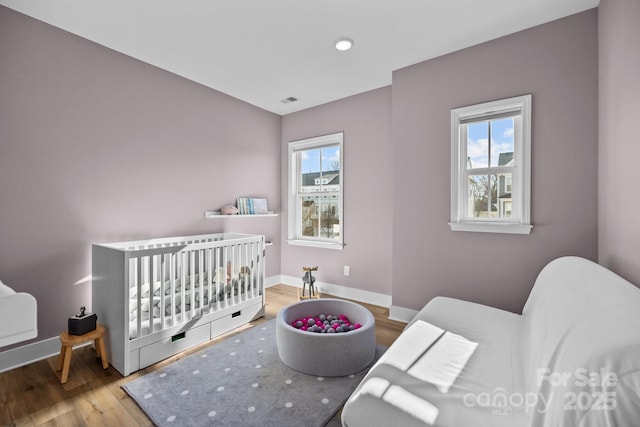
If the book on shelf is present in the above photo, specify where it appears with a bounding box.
[252,198,269,214]
[236,197,269,215]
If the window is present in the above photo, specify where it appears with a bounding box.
[450,95,532,234]
[288,132,343,249]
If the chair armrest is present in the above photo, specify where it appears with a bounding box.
[0,292,38,347]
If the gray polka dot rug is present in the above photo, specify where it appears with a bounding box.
[122,318,384,426]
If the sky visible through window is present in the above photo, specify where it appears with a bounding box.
[467,118,514,168]
[301,145,340,174]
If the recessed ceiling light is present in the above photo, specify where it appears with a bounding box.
[335,37,354,51]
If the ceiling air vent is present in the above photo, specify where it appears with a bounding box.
[280,96,298,104]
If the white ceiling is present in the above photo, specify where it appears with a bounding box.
[0,0,599,115]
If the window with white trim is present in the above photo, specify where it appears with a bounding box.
[450,95,532,234]
[288,132,343,249]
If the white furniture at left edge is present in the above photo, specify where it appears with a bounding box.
[0,280,37,348]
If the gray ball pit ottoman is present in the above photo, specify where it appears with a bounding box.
[276,298,376,377]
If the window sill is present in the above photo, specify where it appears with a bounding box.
[449,222,532,235]
[287,239,344,250]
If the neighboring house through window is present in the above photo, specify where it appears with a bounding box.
[450,95,532,234]
[288,132,343,249]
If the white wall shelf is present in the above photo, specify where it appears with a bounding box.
[205,211,278,218]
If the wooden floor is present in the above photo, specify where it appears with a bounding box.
[0,285,405,426]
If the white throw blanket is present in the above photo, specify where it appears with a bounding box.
[351,320,478,424]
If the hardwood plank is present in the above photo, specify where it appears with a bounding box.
[0,284,405,426]
[36,408,85,427]
[0,366,34,426]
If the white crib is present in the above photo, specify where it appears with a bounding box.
[92,233,265,376]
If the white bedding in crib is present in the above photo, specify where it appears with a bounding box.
[128,270,256,339]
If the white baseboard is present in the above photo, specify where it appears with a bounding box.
[275,275,392,308]
[0,336,61,373]
[389,305,419,323]
[265,275,282,288]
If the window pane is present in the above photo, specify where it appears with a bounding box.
[319,200,340,239]
[301,148,321,175]
[467,122,488,169]
[468,174,490,217]
[300,148,320,193]
[300,195,319,238]
[496,172,513,219]
[299,145,340,193]
[490,117,515,167]
[322,146,340,173]
[299,195,341,240]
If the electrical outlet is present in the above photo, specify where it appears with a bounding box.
[343,265,350,276]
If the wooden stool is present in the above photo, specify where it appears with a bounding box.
[57,324,109,384]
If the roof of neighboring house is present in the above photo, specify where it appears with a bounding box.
[302,171,340,186]
[498,152,514,166]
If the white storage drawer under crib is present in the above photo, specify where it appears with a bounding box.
[138,323,210,371]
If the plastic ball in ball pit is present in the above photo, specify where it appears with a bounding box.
[290,314,362,333]
[276,298,376,377]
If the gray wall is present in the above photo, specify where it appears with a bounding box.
[598,0,640,285]
[0,6,282,344]
[391,10,599,313]
[280,87,393,296]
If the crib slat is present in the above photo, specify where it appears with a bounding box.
[215,246,221,311]
[233,244,239,304]
[206,248,212,313]
[170,249,176,326]
[231,244,237,306]
[248,242,254,299]
[149,256,155,334]
[254,241,259,298]
[223,246,228,309]
[258,241,263,296]
[196,249,204,315]
[238,244,243,302]
[238,244,242,303]
[244,243,249,300]
[190,250,195,320]
[160,254,166,330]
[198,250,201,313]
[135,257,141,339]
[180,251,186,323]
